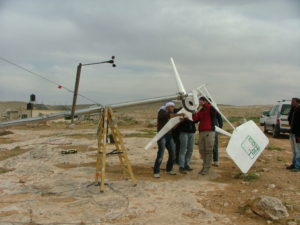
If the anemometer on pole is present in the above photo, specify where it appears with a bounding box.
[70,56,116,123]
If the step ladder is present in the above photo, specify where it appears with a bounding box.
[95,106,137,192]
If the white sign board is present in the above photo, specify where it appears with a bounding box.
[226,120,269,173]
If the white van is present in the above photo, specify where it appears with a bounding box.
[259,110,270,126]
[264,100,291,138]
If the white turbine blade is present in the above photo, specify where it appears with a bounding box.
[226,120,269,173]
[144,118,178,150]
[215,126,232,137]
[145,108,189,150]
[170,57,186,95]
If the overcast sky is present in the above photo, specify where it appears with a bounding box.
[0,0,299,106]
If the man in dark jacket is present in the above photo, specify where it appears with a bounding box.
[213,113,223,167]
[192,97,216,175]
[153,102,185,178]
[287,98,297,169]
[177,114,196,174]
[288,98,300,172]
[288,99,296,125]
[172,108,182,164]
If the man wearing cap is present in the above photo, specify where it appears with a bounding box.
[153,101,185,178]
[192,97,217,175]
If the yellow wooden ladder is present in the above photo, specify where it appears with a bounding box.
[95,106,137,192]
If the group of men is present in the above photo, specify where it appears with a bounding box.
[153,96,300,178]
[153,97,223,178]
[287,97,300,172]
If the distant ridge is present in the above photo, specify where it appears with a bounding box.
[0,101,93,114]
[0,101,27,114]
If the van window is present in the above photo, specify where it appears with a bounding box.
[281,104,291,115]
[270,105,279,116]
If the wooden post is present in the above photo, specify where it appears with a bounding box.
[71,63,82,124]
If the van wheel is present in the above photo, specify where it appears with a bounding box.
[272,126,280,138]
[264,125,268,133]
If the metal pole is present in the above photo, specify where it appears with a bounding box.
[70,57,115,124]
[71,63,82,123]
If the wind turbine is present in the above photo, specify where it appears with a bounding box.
[145,58,269,174]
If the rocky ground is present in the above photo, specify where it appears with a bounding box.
[0,106,299,225]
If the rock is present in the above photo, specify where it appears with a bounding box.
[262,168,270,172]
[245,209,253,215]
[68,123,76,129]
[294,204,300,211]
[252,189,258,193]
[19,179,26,183]
[287,221,297,225]
[286,187,295,191]
[223,202,229,207]
[285,204,293,211]
[146,120,156,128]
[223,218,231,223]
[0,129,13,136]
[241,181,250,186]
[250,196,289,220]
[268,184,276,189]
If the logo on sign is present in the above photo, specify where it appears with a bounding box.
[241,135,260,159]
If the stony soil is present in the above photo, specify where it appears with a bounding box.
[0,106,299,225]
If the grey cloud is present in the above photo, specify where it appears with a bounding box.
[0,0,299,105]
